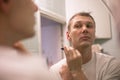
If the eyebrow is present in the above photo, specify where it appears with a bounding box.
[75,21,93,24]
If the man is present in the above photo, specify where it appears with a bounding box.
[50,12,120,80]
[0,0,55,80]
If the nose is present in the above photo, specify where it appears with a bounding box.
[34,4,38,12]
[33,2,38,12]
[82,25,88,33]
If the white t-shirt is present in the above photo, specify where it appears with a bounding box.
[50,52,120,80]
[0,46,56,80]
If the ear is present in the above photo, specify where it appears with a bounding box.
[0,0,11,14]
[66,31,71,41]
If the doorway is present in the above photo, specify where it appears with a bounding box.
[41,16,64,67]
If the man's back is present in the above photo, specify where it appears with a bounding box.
[0,46,53,80]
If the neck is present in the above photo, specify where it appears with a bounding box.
[0,36,18,47]
[77,46,92,64]
[0,30,20,47]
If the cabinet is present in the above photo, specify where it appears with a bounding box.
[37,0,66,17]
[65,0,111,39]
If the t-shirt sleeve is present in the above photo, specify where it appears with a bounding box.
[50,65,63,80]
[102,58,120,80]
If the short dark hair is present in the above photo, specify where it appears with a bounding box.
[67,12,96,31]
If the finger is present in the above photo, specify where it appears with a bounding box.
[64,46,75,60]
[69,48,80,59]
[64,46,70,59]
[13,41,29,53]
[75,49,81,56]
[68,47,73,59]
[71,48,77,58]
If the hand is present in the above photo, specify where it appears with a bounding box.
[13,41,29,53]
[64,46,82,73]
[62,46,88,80]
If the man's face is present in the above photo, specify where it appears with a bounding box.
[67,15,95,49]
[8,0,38,38]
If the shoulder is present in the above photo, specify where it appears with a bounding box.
[95,52,120,67]
[50,58,66,71]
[95,52,116,64]
[95,53,120,79]
[49,59,66,80]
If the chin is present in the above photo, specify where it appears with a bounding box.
[23,31,36,39]
[28,31,35,38]
[80,42,91,48]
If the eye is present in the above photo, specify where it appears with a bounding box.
[86,22,93,28]
[74,23,82,28]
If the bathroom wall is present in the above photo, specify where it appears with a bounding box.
[95,16,120,59]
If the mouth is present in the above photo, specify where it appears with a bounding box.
[80,36,90,40]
